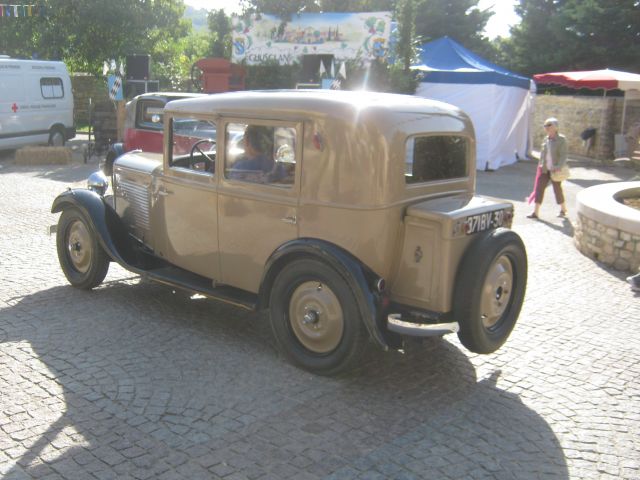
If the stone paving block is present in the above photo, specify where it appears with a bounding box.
[0,158,639,480]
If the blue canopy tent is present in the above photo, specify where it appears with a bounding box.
[412,37,534,170]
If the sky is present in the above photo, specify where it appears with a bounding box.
[184,0,520,39]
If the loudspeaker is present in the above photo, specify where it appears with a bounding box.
[125,80,160,99]
[126,54,150,80]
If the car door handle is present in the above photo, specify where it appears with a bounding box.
[281,215,297,225]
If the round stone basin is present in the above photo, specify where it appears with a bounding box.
[575,181,640,272]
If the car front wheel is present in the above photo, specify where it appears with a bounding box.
[453,228,527,354]
[56,208,110,290]
[269,258,368,375]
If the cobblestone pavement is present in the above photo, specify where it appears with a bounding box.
[0,150,639,480]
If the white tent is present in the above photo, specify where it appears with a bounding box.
[412,37,534,171]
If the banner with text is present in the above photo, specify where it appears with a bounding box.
[232,12,391,65]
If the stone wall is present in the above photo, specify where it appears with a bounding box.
[71,74,112,125]
[534,94,640,160]
[574,183,640,273]
[574,214,640,272]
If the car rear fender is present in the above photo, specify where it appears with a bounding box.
[51,189,135,267]
[259,238,389,351]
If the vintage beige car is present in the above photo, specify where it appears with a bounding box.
[52,90,527,375]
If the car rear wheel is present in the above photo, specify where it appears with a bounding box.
[56,208,110,290]
[269,258,368,375]
[453,228,527,354]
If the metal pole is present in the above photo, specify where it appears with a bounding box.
[621,91,628,134]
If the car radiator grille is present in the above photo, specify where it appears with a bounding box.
[118,179,151,231]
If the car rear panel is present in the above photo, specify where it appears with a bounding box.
[390,195,513,313]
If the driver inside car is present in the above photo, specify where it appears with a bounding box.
[229,125,286,183]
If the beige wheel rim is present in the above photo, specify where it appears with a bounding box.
[66,220,92,274]
[288,281,344,353]
[480,255,513,329]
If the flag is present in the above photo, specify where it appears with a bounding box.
[318,61,326,77]
[102,61,109,76]
[330,60,335,78]
[108,74,123,101]
[339,62,347,80]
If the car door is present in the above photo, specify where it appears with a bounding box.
[154,115,220,280]
[217,119,301,293]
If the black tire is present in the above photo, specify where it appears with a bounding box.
[269,258,368,375]
[48,127,65,147]
[453,228,527,354]
[56,208,110,290]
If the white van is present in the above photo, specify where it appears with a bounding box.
[0,57,75,150]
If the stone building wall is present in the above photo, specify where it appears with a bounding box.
[71,74,112,125]
[533,94,640,160]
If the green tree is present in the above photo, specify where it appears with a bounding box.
[413,0,495,59]
[0,0,190,75]
[208,9,232,58]
[495,0,570,76]
[499,0,640,76]
[239,0,320,18]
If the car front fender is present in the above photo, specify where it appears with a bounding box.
[51,189,134,267]
[259,238,390,351]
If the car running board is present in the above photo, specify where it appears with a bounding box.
[144,266,258,311]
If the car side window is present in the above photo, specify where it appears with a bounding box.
[225,123,296,186]
[405,135,468,184]
[169,117,217,175]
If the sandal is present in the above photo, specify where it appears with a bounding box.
[526,213,538,219]
[558,210,567,218]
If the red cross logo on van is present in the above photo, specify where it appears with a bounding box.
[11,103,18,113]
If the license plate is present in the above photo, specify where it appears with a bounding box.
[464,209,510,235]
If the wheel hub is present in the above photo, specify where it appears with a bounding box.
[66,220,92,274]
[302,309,320,325]
[480,255,513,329]
[289,281,344,353]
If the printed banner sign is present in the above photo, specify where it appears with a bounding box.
[232,12,392,65]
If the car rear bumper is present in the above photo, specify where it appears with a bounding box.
[387,313,459,337]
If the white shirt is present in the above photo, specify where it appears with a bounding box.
[545,141,554,170]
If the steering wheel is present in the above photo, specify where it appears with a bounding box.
[190,139,216,171]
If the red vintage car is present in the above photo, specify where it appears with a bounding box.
[101,92,204,175]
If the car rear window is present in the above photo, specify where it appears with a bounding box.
[405,135,468,184]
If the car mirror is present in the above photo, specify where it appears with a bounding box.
[151,114,161,124]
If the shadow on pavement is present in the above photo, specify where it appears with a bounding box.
[0,160,98,183]
[1,280,569,479]
[535,217,575,238]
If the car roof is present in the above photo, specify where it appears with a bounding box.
[132,92,206,102]
[164,89,461,121]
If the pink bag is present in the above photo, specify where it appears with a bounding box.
[527,165,543,204]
